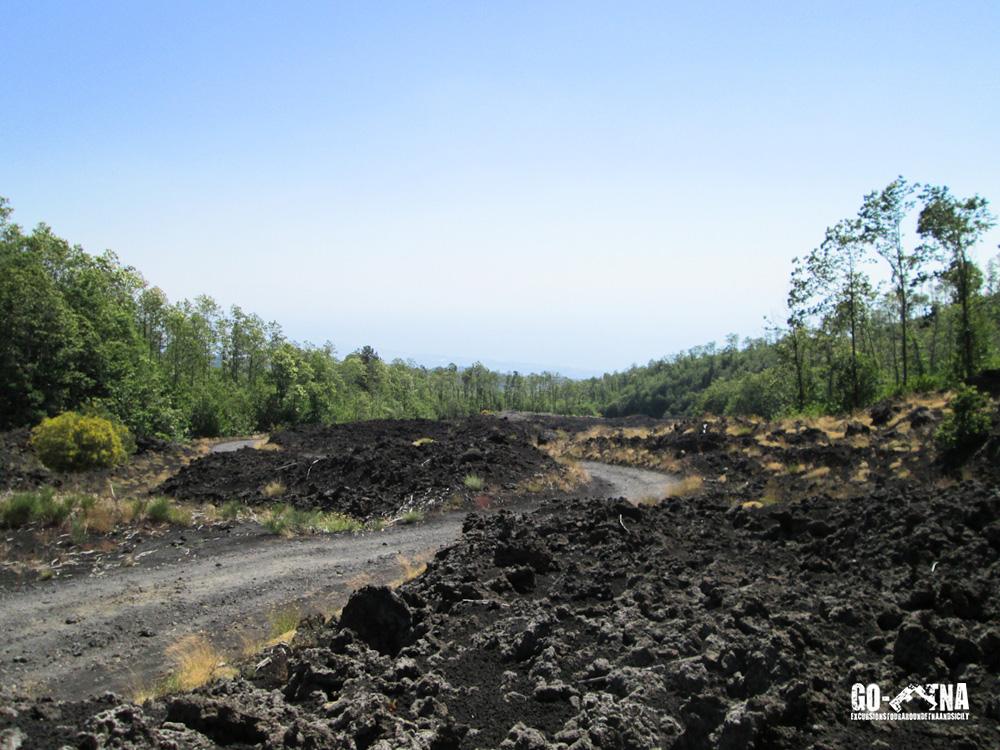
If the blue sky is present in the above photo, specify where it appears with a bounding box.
[3,2,999,376]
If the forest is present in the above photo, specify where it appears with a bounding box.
[1,177,997,439]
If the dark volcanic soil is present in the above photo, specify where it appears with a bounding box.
[4,403,999,749]
[6,474,997,749]
[159,417,557,519]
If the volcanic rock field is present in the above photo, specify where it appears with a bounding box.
[1,406,999,749]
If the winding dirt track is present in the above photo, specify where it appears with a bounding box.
[0,460,674,700]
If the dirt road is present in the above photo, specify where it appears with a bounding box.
[0,462,674,700]
[580,460,679,502]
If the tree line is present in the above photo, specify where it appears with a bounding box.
[0,197,603,437]
[1,179,996,438]
[598,178,999,418]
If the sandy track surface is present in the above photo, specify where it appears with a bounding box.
[0,518,465,700]
[580,460,679,503]
[0,462,674,700]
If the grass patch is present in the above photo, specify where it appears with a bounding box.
[397,509,425,525]
[462,474,484,491]
[268,604,302,641]
[0,487,74,528]
[261,504,363,536]
[313,511,363,534]
[143,496,192,526]
[221,500,242,521]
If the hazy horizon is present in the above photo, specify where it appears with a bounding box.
[4,2,999,375]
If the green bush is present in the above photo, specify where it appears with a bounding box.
[462,474,484,491]
[31,412,129,472]
[936,385,993,461]
[1,492,41,528]
[146,497,174,523]
[35,490,74,525]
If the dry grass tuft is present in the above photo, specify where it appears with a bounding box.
[85,503,116,534]
[134,634,235,701]
[803,466,831,480]
[262,480,286,498]
[388,552,431,588]
[516,459,590,495]
[664,475,704,498]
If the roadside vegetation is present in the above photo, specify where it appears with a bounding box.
[0,487,372,543]
[0,488,196,534]
[259,504,365,537]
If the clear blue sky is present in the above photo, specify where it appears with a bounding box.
[3,2,999,377]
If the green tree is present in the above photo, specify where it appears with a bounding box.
[918,187,996,378]
[860,177,933,386]
[798,219,874,409]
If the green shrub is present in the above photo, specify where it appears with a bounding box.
[35,490,74,526]
[70,515,88,545]
[221,500,242,521]
[31,412,129,472]
[936,385,993,462]
[1,492,41,528]
[908,374,946,394]
[146,497,174,523]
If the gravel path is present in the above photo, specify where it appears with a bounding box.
[580,460,679,503]
[0,462,675,700]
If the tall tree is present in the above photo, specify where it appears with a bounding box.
[859,177,931,386]
[918,186,996,378]
[802,219,874,409]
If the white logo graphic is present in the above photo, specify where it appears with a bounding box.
[850,682,970,721]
